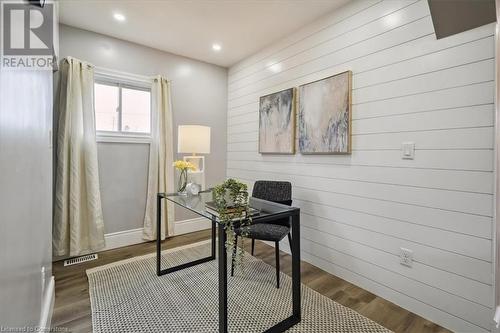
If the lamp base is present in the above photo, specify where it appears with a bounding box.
[183,155,204,172]
[183,155,205,190]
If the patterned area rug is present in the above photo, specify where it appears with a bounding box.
[87,241,392,333]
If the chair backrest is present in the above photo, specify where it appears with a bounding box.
[252,180,292,206]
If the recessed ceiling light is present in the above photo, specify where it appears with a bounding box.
[113,13,126,22]
[383,12,400,28]
[212,43,222,52]
[267,62,282,73]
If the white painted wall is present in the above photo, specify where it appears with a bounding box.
[97,142,149,233]
[495,1,500,328]
[58,25,227,236]
[227,0,495,331]
[0,70,53,327]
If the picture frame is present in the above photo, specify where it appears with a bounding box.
[298,71,352,154]
[258,87,296,154]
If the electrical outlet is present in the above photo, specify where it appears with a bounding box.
[400,247,413,267]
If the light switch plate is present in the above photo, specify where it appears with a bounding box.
[402,142,415,160]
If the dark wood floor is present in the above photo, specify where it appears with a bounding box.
[52,229,450,333]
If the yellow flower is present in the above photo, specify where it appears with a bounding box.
[173,160,197,171]
[184,161,196,171]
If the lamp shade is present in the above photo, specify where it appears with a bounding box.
[177,125,211,154]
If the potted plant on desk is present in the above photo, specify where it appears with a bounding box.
[213,178,252,265]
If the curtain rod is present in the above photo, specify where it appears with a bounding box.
[94,65,172,84]
[61,58,171,83]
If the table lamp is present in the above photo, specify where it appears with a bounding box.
[178,125,211,176]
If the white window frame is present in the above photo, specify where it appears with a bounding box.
[94,68,153,144]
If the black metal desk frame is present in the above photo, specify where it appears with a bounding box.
[156,192,301,333]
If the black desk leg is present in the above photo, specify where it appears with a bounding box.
[156,196,215,276]
[263,211,301,333]
[211,220,216,260]
[291,212,301,320]
[218,225,228,333]
[156,194,162,276]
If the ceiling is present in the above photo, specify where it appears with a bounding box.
[58,0,351,68]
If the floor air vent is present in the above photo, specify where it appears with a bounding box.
[64,253,98,267]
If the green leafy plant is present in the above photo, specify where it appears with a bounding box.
[213,178,251,267]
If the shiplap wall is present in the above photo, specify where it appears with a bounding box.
[226,1,496,332]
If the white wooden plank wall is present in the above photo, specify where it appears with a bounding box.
[226,1,496,332]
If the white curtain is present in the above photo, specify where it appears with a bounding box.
[53,57,105,256]
[143,76,175,240]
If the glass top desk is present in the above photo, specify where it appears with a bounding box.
[156,190,301,333]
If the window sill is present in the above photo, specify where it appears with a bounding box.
[96,133,152,144]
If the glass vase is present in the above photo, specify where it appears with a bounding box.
[177,169,188,195]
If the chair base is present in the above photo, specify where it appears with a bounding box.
[232,235,292,289]
[275,241,280,289]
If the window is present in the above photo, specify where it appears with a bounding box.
[94,82,151,135]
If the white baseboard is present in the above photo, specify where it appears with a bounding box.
[102,228,145,251]
[39,276,54,329]
[173,217,211,236]
[52,229,146,261]
[54,218,211,262]
[101,217,211,252]
[493,306,500,332]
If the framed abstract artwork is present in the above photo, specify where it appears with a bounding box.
[298,71,352,154]
[258,88,295,154]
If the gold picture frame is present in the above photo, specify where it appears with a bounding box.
[298,71,352,154]
[258,87,296,154]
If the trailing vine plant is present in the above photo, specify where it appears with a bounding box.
[213,178,251,268]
